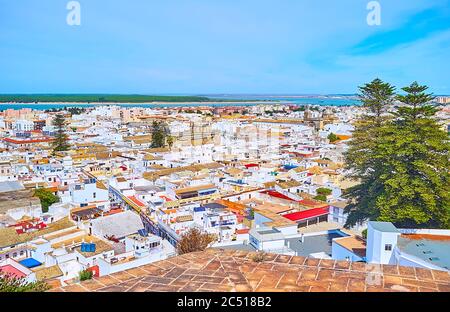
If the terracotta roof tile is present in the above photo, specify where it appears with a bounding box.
[54,249,450,292]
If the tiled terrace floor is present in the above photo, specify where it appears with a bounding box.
[52,249,450,292]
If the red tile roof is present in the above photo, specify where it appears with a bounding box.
[260,190,296,202]
[401,234,450,241]
[235,228,250,234]
[3,137,54,144]
[159,195,173,202]
[0,265,27,279]
[128,196,146,207]
[299,199,328,207]
[283,208,329,222]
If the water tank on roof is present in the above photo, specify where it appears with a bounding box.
[81,243,96,252]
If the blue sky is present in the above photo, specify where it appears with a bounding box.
[0,0,449,94]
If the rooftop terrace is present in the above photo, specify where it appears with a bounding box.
[0,189,41,214]
[53,249,450,292]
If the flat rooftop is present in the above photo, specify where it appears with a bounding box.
[72,239,114,257]
[0,189,41,214]
[53,249,450,292]
[0,218,75,248]
[258,229,281,235]
[286,231,347,257]
[398,234,450,271]
[253,206,297,228]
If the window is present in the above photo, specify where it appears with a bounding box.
[385,244,392,251]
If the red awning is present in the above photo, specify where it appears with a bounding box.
[283,208,329,222]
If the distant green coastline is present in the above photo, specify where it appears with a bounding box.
[0,94,258,103]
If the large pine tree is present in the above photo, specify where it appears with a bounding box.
[51,113,70,153]
[344,80,450,229]
[343,78,396,227]
[150,121,170,148]
[375,82,450,228]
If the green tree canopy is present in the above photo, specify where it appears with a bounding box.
[79,270,93,281]
[374,82,449,228]
[34,188,59,213]
[316,187,332,196]
[344,79,396,227]
[358,77,396,120]
[314,194,327,202]
[395,81,436,120]
[150,121,170,148]
[327,133,339,143]
[51,113,70,153]
[0,273,49,292]
[166,135,175,149]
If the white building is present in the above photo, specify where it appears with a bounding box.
[14,120,34,132]
[366,221,450,271]
[70,178,109,207]
[366,221,401,265]
[89,211,144,241]
[248,227,294,255]
[96,233,176,276]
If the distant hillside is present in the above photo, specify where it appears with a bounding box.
[0,94,216,103]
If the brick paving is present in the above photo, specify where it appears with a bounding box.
[51,249,450,292]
